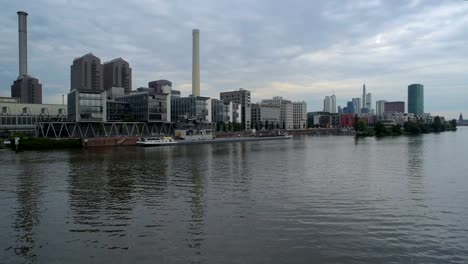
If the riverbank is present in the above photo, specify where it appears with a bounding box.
[356,118,458,138]
[8,137,82,151]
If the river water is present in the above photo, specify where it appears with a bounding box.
[1,128,468,263]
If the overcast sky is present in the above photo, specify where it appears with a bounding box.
[1,0,467,118]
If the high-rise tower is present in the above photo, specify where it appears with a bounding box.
[192,29,200,96]
[362,84,366,111]
[408,84,424,115]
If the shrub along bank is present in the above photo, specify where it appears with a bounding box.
[10,137,82,151]
[355,116,457,137]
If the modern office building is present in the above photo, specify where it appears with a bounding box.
[171,96,211,123]
[408,84,424,115]
[251,103,281,129]
[376,100,387,116]
[220,89,251,129]
[67,89,106,122]
[365,93,372,112]
[171,90,181,98]
[307,112,339,128]
[261,96,293,129]
[212,99,242,124]
[11,11,43,104]
[149,80,171,94]
[323,95,336,113]
[293,101,307,129]
[343,101,355,114]
[71,53,104,92]
[352,98,361,115]
[384,101,405,113]
[115,91,171,123]
[103,58,132,94]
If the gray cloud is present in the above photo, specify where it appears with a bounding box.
[0,0,467,118]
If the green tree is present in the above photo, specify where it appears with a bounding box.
[265,120,269,130]
[353,114,359,131]
[283,121,286,129]
[276,123,280,129]
[392,124,402,135]
[374,122,388,136]
[432,116,443,132]
[404,121,421,134]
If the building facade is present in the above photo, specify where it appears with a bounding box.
[171,96,211,123]
[293,101,307,129]
[384,101,405,113]
[352,98,361,115]
[220,89,251,130]
[212,99,242,124]
[115,91,171,123]
[376,100,387,116]
[261,97,293,129]
[323,95,336,113]
[307,112,339,128]
[11,76,42,104]
[251,103,281,129]
[408,84,424,115]
[103,58,132,94]
[67,89,106,122]
[71,53,104,92]
[1,101,67,136]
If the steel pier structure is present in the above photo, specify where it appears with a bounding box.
[36,122,176,139]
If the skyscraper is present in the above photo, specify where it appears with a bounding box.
[376,100,387,116]
[71,53,103,92]
[352,98,361,115]
[103,58,132,94]
[408,84,424,115]
[362,84,366,110]
[323,95,336,113]
[365,93,372,111]
[323,96,330,113]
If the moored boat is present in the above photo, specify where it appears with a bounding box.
[136,136,178,147]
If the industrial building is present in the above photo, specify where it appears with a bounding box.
[10,11,43,104]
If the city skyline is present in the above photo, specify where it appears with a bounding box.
[0,1,467,118]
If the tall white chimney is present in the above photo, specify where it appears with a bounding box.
[192,29,200,96]
[17,11,28,79]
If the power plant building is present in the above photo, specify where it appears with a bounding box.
[192,29,200,96]
[11,11,43,104]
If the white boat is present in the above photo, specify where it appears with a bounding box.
[136,137,178,147]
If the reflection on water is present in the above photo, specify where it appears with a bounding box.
[1,129,468,263]
[13,165,42,260]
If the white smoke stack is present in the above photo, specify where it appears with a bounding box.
[192,29,200,96]
[17,11,28,79]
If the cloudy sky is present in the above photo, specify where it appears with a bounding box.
[1,0,467,118]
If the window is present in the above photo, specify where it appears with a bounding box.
[23,107,28,114]
[1,107,6,114]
